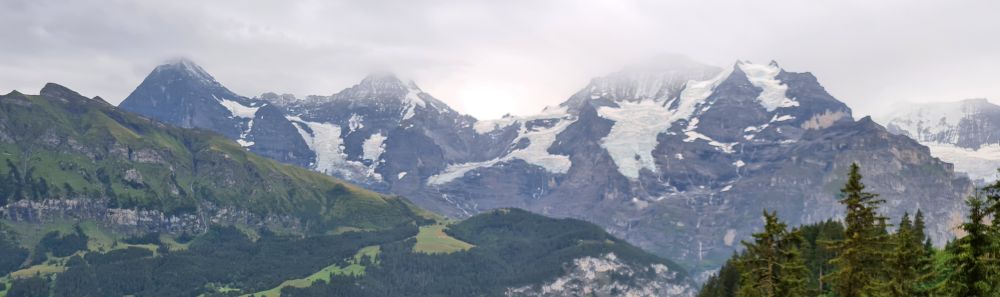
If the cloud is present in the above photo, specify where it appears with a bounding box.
[1,0,998,119]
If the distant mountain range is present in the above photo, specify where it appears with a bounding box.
[0,83,696,296]
[119,57,974,274]
[878,98,1000,182]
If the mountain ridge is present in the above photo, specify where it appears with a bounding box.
[118,57,973,275]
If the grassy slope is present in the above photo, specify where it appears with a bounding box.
[245,245,381,297]
[412,224,473,254]
[0,85,426,232]
[1,220,164,282]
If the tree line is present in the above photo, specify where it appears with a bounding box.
[699,163,1000,297]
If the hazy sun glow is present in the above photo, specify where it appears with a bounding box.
[455,80,526,120]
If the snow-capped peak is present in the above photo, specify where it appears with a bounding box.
[155,58,218,85]
[357,73,420,94]
[561,56,722,110]
[592,60,801,180]
[879,98,1000,144]
[878,98,1000,181]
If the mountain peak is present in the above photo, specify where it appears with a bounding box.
[733,59,783,69]
[154,58,217,84]
[40,83,87,101]
[358,72,421,92]
[561,56,722,109]
[331,72,424,102]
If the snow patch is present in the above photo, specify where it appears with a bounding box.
[402,87,427,120]
[594,66,738,179]
[668,68,734,124]
[737,62,798,111]
[598,100,676,179]
[473,117,517,134]
[724,229,737,246]
[428,106,574,185]
[362,133,387,161]
[924,142,1000,182]
[216,97,261,119]
[771,114,796,122]
[348,113,364,132]
[286,116,381,181]
[683,131,736,153]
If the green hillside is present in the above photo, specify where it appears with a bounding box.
[0,84,424,232]
[0,209,688,296]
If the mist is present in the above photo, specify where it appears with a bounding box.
[1,0,998,119]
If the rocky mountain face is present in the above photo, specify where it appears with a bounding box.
[878,98,1000,181]
[256,73,514,191]
[120,59,315,168]
[120,58,973,274]
[507,253,693,296]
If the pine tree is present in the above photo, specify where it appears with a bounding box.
[913,210,932,254]
[984,171,1000,225]
[981,177,1000,278]
[738,211,784,297]
[698,253,741,297]
[778,243,811,297]
[909,210,937,295]
[873,213,934,297]
[737,211,810,297]
[824,163,889,297]
[939,195,993,297]
[809,220,843,294]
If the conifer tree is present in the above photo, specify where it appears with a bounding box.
[909,210,937,295]
[984,179,1000,290]
[874,213,934,297]
[809,220,843,294]
[824,163,889,297]
[981,177,1000,272]
[698,253,741,297]
[913,210,933,254]
[939,195,993,297]
[778,243,811,297]
[737,211,809,297]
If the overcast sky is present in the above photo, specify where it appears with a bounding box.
[1,0,998,120]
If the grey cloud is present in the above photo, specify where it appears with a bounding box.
[1,0,998,119]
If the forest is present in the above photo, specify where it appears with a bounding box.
[698,163,1000,297]
[0,209,674,296]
